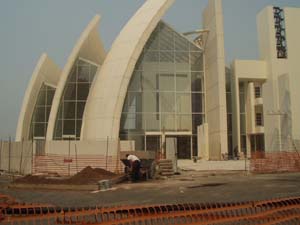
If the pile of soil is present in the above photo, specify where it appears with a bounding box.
[14,166,118,185]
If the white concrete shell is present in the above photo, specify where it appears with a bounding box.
[16,54,61,141]
[82,0,174,140]
[46,15,106,140]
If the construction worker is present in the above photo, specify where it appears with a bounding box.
[126,154,141,182]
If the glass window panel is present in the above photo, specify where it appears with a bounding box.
[159,74,174,91]
[142,71,157,91]
[90,65,98,81]
[46,89,55,106]
[189,42,201,52]
[68,67,77,82]
[191,72,203,92]
[64,83,76,100]
[46,106,51,121]
[128,92,142,113]
[33,123,45,137]
[176,73,191,92]
[122,113,136,130]
[128,71,142,92]
[57,107,63,119]
[120,113,128,133]
[144,113,160,131]
[76,120,82,138]
[192,114,203,133]
[77,66,89,82]
[159,51,174,72]
[143,92,157,113]
[144,51,159,64]
[227,114,232,134]
[239,82,245,93]
[241,135,247,152]
[63,120,76,136]
[36,90,46,106]
[160,92,175,113]
[63,101,76,119]
[54,120,62,139]
[76,102,86,119]
[239,92,245,113]
[226,93,232,113]
[175,52,189,71]
[240,114,246,134]
[176,93,191,114]
[34,107,45,122]
[175,33,189,51]
[122,95,129,113]
[161,114,176,131]
[177,114,192,131]
[77,83,90,100]
[145,29,159,50]
[192,93,203,113]
[190,52,203,71]
[159,23,174,50]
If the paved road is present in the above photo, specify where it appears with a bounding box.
[1,172,300,207]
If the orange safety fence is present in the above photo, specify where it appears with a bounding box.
[250,151,300,173]
[1,195,300,224]
[33,154,125,176]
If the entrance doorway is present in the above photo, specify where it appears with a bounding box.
[145,133,192,159]
[176,136,191,159]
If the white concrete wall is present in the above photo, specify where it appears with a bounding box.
[82,0,174,141]
[0,141,33,174]
[233,60,267,80]
[198,123,209,160]
[257,6,300,151]
[284,8,300,141]
[16,54,61,141]
[203,0,228,160]
[45,140,119,156]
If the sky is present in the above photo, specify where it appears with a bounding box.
[0,0,300,139]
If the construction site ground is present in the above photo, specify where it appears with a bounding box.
[1,171,300,207]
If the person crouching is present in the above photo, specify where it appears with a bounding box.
[126,154,141,182]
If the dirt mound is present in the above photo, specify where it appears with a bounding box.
[67,166,117,184]
[14,166,118,185]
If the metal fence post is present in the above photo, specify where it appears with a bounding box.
[19,138,24,174]
[75,143,78,173]
[105,136,109,170]
[31,138,34,174]
[8,136,11,173]
[0,139,2,170]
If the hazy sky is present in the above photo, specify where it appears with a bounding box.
[1,0,300,139]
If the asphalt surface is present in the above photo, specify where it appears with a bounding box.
[1,171,300,207]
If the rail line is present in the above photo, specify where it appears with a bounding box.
[1,195,300,224]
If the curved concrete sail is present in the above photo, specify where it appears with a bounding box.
[82,0,174,141]
[46,15,106,140]
[16,54,61,141]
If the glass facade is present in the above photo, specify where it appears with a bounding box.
[54,58,98,140]
[120,21,205,151]
[30,84,55,139]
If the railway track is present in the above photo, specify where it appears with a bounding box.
[1,195,300,224]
